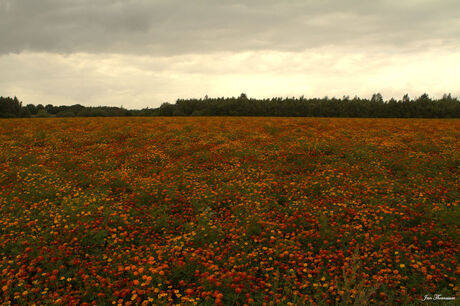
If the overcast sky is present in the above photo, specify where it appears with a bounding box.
[1,0,459,108]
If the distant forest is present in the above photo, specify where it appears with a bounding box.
[1,93,460,118]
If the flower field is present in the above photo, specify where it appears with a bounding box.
[0,117,459,305]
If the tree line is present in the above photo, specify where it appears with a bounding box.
[1,93,460,118]
[0,97,131,118]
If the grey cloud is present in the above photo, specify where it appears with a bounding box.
[0,0,459,55]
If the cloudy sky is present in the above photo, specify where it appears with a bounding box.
[1,0,459,108]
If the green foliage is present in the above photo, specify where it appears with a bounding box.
[165,93,460,118]
[2,93,460,118]
[56,110,76,117]
[0,96,22,118]
[36,109,51,117]
[80,230,108,253]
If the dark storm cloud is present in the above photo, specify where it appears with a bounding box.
[1,0,459,55]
